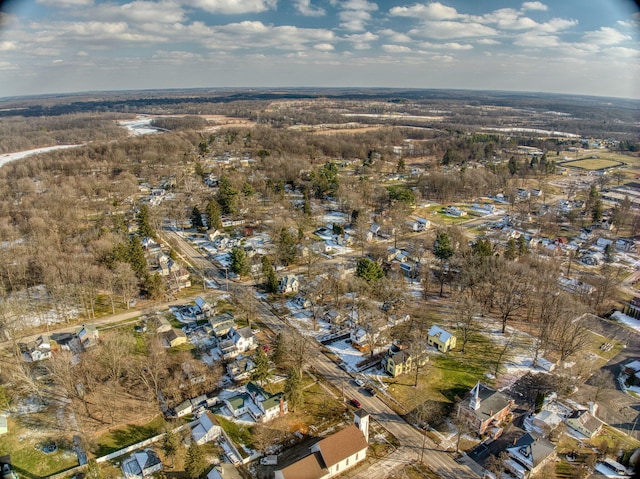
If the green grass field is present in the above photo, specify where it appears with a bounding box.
[94,414,167,457]
[0,416,79,477]
[561,158,625,171]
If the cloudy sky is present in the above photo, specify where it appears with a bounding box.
[1,0,639,98]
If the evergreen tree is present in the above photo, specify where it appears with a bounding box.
[230,246,250,276]
[85,459,103,479]
[473,238,493,257]
[136,204,155,239]
[184,442,207,479]
[517,235,528,256]
[604,243,615,263]
[397,157,406,173]
[277,227,297,266]
[271,332,287,369]
[303,191,312,217]
[216,176,239,215]
[205,199,223,231]
[284,367,304,411]
[433,231,454,297]
[128,235,148,279]
[505,238,518,260]
[144,272,165,299]
[262,256,278,293]
[592,199,603,222]
[190,206,204,229]
[251,348,272,386]
[356,257,384,282]
[162,430,180,467]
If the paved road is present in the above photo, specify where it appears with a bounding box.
[168,230,480,479]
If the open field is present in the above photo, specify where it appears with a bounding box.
[0,416,79,477]
[560,158,625,171]
[94,414,167,457]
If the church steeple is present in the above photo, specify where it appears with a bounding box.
[470,381,481,411]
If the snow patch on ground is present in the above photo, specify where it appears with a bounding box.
[611,311,640,334]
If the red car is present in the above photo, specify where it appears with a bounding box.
[350,398,361,408]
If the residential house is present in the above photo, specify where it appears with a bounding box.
[207,464,243,479]
[174,400,193,417]
[411,217,430,232]
[247,382,288,423]
[209,312,236,338]
[274,410,369,479]
[224,393,251,418]
[505,433,556,479]
[623,359,640,377]
[278,275,300,294]
[531,410,563,431]
[565,409,604,438]
[121,449,162,479]
[381,345,428,378]
[153,315,173,333]
[191,411,222,445]
[444,205,467,217]
[457,382,515,436]
[50,332,81,353]
[161,328,188,348]
[226,357,256,381]
[157,256,191,290]
[19,335,52,362]
[628,298,640,319]
[220,327,257,359]
[76,324,99,349]
[427,325,456,352]
[194,297,213,319]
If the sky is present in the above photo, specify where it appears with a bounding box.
[0,0,639,99]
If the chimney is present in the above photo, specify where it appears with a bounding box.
[513,437,517,446]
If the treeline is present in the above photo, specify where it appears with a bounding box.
[0,113,129,154]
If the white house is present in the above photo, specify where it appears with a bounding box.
[278,275,300,294]
[191,411,222,445]
[274,410,369,479]
[121,449,163,479]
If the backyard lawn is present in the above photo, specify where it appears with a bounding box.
[93,414,167,457]
[0,415,79,477]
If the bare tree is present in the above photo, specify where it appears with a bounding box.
[454,293,481,353]
[494,262,528,333]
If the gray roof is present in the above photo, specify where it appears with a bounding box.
[507,433,555,469]
[468,383,512,422]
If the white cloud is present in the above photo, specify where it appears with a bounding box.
[389,2,460,20]
[538,18,577,33]
[86,1,186,24]
[420,41,473,50]
[314,43,334,51]
[378,29,411,43]
[382,44,412,53]
[338,0,378,31]
[0,61,18,71]
[294,0,325,17]
[582,26,631,45]
[602,46,640,58]
[476,38,500,45]
[521,1,547,11]
[201,22,335,51]
[409,21,497,40]
[483,8,538,30]
[513,31,560,48]
[0,41,18,51]
[36,0,93,7]
[187,0,276,14]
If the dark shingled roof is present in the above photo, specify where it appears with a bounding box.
[468,383,512,422]
[276,452,327,479]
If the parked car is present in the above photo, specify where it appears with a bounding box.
[365,386,377,396]
[354,377,365,387]
[350,398,361,408]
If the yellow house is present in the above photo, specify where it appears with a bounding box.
[427,325,456,352]
[382,346,428,378]
[162,328,188,348]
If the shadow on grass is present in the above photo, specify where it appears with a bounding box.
[94,423,162,457]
